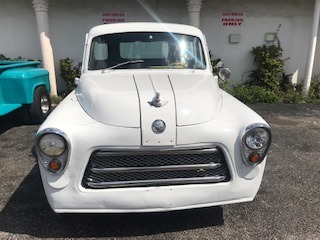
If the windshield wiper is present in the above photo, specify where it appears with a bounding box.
[102,60,144,73]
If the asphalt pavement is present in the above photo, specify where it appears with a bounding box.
[0,104,319,240]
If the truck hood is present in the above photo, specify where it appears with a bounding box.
[76,72,222,128]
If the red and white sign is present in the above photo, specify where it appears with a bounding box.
[101,12,126,24]
[221,12,245,27]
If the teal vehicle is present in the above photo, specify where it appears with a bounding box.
[0,61,51,124]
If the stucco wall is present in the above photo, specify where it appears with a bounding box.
[48,0,189,64]
[201,0,314,84]
[0,0,318,91]
[0,0,41,59]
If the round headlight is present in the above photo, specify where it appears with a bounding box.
[39,134,66,157]
[245,127,270,150]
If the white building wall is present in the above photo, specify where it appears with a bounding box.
[48,0,189,64]
[0,0,41,59]
[201,0,314,84]
[0,0,319,91]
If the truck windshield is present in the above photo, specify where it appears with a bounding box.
[88,32,206,70]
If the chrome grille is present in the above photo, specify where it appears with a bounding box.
[82,147,230,189]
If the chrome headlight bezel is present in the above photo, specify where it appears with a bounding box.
[35,128,70,174]
[241,123,272,166]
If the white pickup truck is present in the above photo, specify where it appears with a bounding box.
[35,22,271,213]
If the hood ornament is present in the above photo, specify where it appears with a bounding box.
[148,92,168,108]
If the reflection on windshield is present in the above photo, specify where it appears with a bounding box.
[88,32,206,70]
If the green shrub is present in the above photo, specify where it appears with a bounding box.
[249,44,285,91]
[229,77,320,104]
[51,95,63,105]
[0,54,9,60]
[308,77,320,100]
[279,91,305,104]
[210,24,320,104]
[233,85,280,103]
[0,54,39,62]
[247,24,294,94]
[219,80,234,95]
[60,58,80,95]
[209,51,222,77]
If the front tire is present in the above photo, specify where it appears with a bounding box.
[29,86,51,124]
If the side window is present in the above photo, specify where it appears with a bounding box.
[88,39,109,70]
[92,42,108,60]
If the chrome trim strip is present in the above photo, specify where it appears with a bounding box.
[87,176,226,188]
[95,147,219,156]
[91,163,222,173]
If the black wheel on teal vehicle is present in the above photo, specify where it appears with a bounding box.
[29,86,51,124]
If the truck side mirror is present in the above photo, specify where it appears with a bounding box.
[74,77,80,86]
[218,67,231,82]
[213,60,231,82]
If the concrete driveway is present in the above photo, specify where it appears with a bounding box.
[0,104,319,239]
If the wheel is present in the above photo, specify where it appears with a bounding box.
[28,86,51,124]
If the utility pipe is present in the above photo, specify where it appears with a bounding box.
[304,0,320,95]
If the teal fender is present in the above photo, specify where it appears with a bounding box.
[0,62,50,104]
[0,61,50,116]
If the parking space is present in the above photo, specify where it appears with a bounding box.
[0,104,319,239]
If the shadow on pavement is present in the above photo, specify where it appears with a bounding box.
[0,108,33,134]
[0,112,21,134]
[0,165,224,238]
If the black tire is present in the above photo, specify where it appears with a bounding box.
[28,86,51,124]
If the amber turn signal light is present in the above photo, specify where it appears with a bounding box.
[48,159,62,172]
[249,152,261,164]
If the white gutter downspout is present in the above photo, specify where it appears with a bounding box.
[32,0,57,96]
[304,0,320,95]
[187,0,202,28]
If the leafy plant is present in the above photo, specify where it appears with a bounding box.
[51,95,63,105]
[279,91,305,104]
[218,80,235,95]
[248,24,291,93]
[212,33,320,104]
[0,54,9,60]
[209,51,222,76]
[60,58,80,95]
[308,76,320,100]
[233,84,280,103]
[0,54,39,62]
